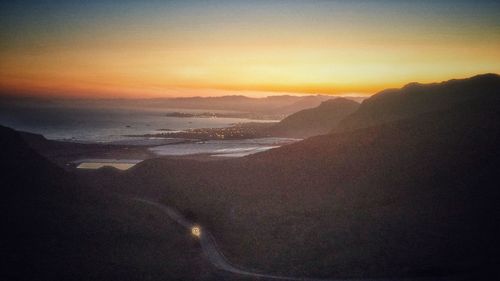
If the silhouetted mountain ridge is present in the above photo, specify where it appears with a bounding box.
[338,73,500,131]
[119,77,500,278]
[269,98,359,137]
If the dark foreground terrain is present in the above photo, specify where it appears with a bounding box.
[3,74,500,280]
[87,74,500,279]
[1,125,260,281]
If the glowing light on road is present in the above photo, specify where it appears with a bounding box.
[192,226,201,237]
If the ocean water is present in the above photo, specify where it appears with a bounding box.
[0,102,275,143]
[0,101,296,157]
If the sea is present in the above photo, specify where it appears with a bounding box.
[0,100,298,158]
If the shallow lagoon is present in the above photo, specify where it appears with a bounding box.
[150,138,299,157]
[75,159,143,170]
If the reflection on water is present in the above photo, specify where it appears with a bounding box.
[0,100,296,158]
[75,159,142,170]
[150,138,299,157]
[211,146,280,157]
[0,102,276,143]
[77,162,136,170]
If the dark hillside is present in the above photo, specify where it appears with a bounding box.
[338,73,500,131]
[118,91,500,279]
[269,98,359,137]
[0,125,219,281]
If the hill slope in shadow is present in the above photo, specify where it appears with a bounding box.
[338,73,500,131]
[268,98,359,138]
[115,77,500,279]
[0,125,220,281]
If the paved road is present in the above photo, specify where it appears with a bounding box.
[134,198,336,280]
[134,198,466,281]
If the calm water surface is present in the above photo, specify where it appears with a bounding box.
[0,101,276,143]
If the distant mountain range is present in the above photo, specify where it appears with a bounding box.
[137,95,363,116]
[0,94,364,120]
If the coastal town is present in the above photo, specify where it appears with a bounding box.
[134,122,275,140]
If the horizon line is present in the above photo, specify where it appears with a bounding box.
[1,72,498,100]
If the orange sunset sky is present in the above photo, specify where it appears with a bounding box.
[1,1,499,98]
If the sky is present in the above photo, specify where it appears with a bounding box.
[1,0,499,98]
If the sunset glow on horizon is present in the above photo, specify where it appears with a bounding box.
[1,0,499,98]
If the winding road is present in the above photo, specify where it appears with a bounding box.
[134,198,336,280]
[134,198,465,281]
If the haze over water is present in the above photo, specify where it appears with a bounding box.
[0,102,276,143]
